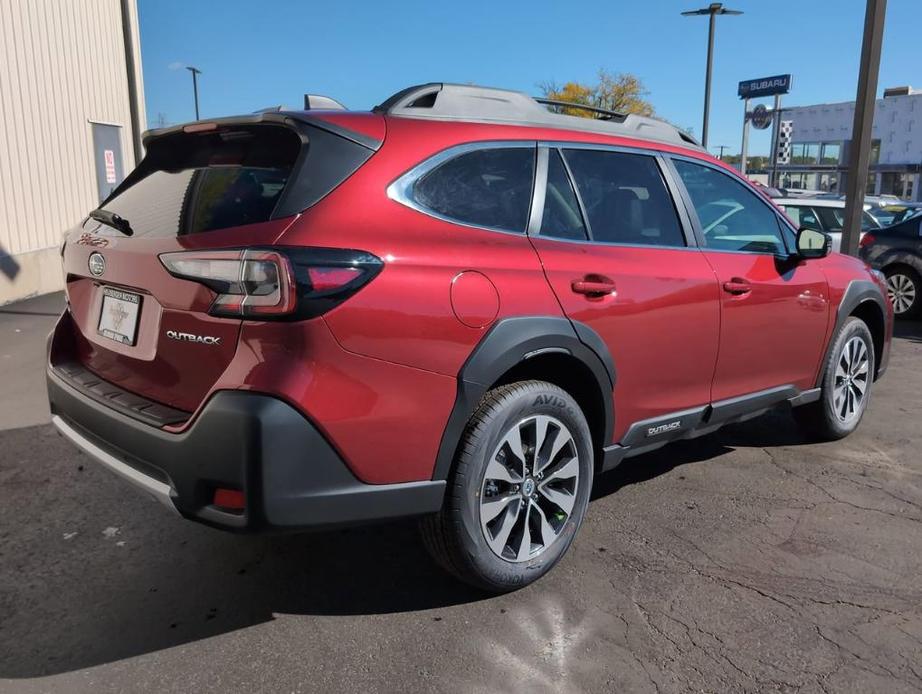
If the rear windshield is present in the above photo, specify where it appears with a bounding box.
[96,122,372,237]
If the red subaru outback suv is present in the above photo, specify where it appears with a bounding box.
[47,83,892,592]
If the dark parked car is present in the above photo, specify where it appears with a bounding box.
[871,203,922,228]
[47,83,892,592]
[860,214,922,318]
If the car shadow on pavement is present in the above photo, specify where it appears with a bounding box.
[0,491,485,678]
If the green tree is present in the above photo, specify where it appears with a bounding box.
[540,69,655,117]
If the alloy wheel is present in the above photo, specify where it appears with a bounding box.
[886,273,916,315]
[833,336,870,423]
[479,415,580,562]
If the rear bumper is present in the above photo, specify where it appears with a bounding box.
[47,367,445,531]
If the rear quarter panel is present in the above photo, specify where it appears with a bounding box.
[277,118,570,377]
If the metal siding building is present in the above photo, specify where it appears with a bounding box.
[0,0,145,305]
[776,88,922,201]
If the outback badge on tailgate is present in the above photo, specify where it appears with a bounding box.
[165,330,222,346]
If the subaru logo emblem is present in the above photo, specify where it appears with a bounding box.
[88,252,106,277]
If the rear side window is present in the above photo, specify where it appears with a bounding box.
[814,207,844,231]
[411,147,535,232]
[562,149,685,247]
[814,206,880,232]
[97,123,372,237]
[540,150,588,240]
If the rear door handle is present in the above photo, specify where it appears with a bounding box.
[571,276,617,297]
[722,278,752,295]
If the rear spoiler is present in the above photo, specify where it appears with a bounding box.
[142,111,382,152]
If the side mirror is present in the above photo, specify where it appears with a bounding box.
[795,227,831,259]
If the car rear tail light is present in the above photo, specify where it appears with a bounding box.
[160,249,296,317]
[859,233,876,248]
[159,247,382,320]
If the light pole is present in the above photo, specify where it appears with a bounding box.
[682,3,742,148]
[186,66,202,120]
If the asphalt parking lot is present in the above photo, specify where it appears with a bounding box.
[1,293,921,693]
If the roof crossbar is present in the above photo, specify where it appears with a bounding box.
[532,97,627,122]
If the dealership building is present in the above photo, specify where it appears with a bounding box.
[775,86,922,201]
[0,0,145,305]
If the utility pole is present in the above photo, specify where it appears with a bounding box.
[714,145,729,160]
[682,3,743,148]
[186,66,202,120]
[841,0,887,257]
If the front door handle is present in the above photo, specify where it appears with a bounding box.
[722,278,752,295]
[571,276,617,298]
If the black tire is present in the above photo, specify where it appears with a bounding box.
[420,381,594,593]
[883,265,921,319]
[794,316,875,441]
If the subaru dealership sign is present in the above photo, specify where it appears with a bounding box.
[738,74,792,99]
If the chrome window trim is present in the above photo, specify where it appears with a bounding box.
[539,140,666,156]
[386,140,538,236]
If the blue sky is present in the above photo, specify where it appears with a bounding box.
[139,0,921,157]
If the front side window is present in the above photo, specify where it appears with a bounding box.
[561,149,685,247]
[673,159,786,255]
[411,147,535,232]
[781,205,822,231]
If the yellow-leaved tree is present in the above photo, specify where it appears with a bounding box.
[540,69,655,118]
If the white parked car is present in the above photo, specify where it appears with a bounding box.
[775,198,881,252]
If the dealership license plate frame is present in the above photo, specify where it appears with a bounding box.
[97,286,142,346]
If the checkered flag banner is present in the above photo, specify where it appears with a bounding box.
[776,120,793,165]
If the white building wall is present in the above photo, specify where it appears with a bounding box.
[0,0,145,305]
[785,93,922,165]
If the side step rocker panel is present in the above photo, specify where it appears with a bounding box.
[601,385,821,472]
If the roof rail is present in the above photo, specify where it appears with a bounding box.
[374,83,701,150]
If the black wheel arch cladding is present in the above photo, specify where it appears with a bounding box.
[432,316,615,481]
[816,279,888,388]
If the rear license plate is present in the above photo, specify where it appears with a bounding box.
[97,287,141,346]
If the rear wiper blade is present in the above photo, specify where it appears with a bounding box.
[88,209,133,237]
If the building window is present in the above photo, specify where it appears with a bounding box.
[804,144,820,163]
[880,172,913,200]
[780,172,818,190]
[790,142,825,165]
[820,143,841,165]
[817,172,838,192]
[869,139,881,166]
